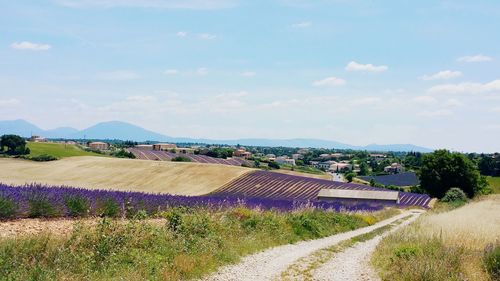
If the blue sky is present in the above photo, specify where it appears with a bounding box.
[1,0,499,152]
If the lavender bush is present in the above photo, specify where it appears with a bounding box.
[0,183,387,219]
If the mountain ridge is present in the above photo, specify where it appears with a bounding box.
[0,119,433,152]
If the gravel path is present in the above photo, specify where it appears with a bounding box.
[312,212,421,281]
[201,210,423,281]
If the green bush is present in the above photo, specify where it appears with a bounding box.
[30,154,58,162]
[65,196,89,217]
[268,161,280,169]
[441,187,467,203]
[0,196,17,219]
[484,243,500,280]
[28,197,58,218]
[97,198,120,217]
[171,156,191,162]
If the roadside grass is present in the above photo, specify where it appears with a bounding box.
[281,214,409,281]
[279,164,327,175]
[487,176,500,194]
[0,207,400,280]
[372,195,500,281]
[27,142,102,158]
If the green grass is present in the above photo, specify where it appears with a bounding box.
[27,142,102,158]
[280,164,326,175]
[487,176,500,194]
[0,207,398,280]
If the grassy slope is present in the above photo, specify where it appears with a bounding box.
[0,156,250,195]
[27,142,102,158]
[271,169,331,180]
[0,208,399,281]
[487,176,500,194]
[372,195,500,281]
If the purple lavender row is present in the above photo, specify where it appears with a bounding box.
[0,183,384,219]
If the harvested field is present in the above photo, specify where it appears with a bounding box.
[0,156,251,195]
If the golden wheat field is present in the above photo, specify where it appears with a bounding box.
[0,156,251,195]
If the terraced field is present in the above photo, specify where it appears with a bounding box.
[213,171,431,208]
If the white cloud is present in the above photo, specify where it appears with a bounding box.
[126,95,157,102]
[351,97,381,105]
[312,76,346,87]
[176,31,187,37]
[420,70,462,81]
[345,61,388,72]
[55,0,237,10]
[164,69,179,75]
[457,54,493,62]
[418,109,453,118]
[10,41,51,51]
[196,67,208,75]
[198,33,216,40]
[428,79,500,94]
[412,96,438,104]
[97,70,139,81]
[241,71,256,77]
[445,98,463,107]
[291,21,312,28]
[0,98,20,106]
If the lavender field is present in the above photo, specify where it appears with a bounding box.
[0,183,387,219]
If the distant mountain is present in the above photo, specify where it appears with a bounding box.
[68,121,168,141]
[0,119,433,152]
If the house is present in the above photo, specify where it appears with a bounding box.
[384,163,404,174]
[135,144,153,149]
[89,142,109,150]
[152,143,177,151]
[275,156,296,166]
[265,154,276,159]
[234,149,252,159]
[292,153,303,160]
[329,163,352,172]
[30,135,47,142]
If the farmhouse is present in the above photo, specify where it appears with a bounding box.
[152,143,176,151]
[384,163,404,174]
[234,149,252,159]
[177,147,196,154]
[317,189,399,204]
[30,135,47,142]
[135,144,153,149]
[276,156,296,166]
[329,162,352,172]
[88,142,109,150]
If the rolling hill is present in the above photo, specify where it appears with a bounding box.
[0,119,433,152]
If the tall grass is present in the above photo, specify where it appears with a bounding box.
[372,195,500,281]
[0,206,398,280]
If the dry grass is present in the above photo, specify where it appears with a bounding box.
[373,195,500,281]
[0,156,251,195]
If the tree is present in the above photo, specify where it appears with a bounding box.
[268,161,280,169]
[420,150,489,198]
[0,134,29,155]
[359,162,369,176]
[345,172,356,183]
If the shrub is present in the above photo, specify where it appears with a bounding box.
[441,187,467,203]
[97,198,120,217]
[30,154,58,162]
[28,197,58,218]
[268,161,280,169]
[171,156,191,162]
[393,244,420,260]
[0,196,17,219]
[65,196,89,217]
[484,243,500,280]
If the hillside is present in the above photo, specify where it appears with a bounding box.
[0,157,251,195]
[27,142,102,158]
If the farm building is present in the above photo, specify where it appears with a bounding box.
[234,149,252,159]
[384,163,405,174]
[152,143,176,151]
[177,147,196,154]
[88,142,109,150]
[135,144,153,149]
[276,156,296,166]
[317,189,399,204]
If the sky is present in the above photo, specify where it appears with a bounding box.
[1,0,500,153]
